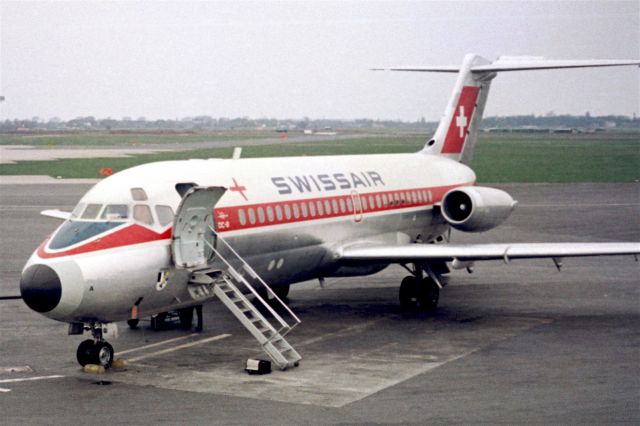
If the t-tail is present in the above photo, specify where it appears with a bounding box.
[377,54,640,164]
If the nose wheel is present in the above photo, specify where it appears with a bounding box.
[75,323,115,368]
[77,340,114,368]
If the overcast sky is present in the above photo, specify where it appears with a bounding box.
[1,0,638,121]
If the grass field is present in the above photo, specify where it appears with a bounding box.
[0,132,638,183]
[0,130,276,146]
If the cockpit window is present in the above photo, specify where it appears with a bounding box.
[71,203,86,219]
[131,188,148,201]
[49,220,125,250]
[155,205,174,227]
[81,204,103,219]
[101,204,129,220]
[134,204,154,225]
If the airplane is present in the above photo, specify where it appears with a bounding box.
[19,54,640,370]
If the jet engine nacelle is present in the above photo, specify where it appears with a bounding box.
[441,186,517,232]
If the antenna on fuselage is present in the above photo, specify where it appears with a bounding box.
[232,147,242,160]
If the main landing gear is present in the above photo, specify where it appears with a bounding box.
[76,323,115,368]
[399,263,442,312]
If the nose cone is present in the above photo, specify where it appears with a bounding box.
[20,264,62,313]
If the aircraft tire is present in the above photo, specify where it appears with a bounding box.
[91,341,114,368]
[417,277,439,312]
[178,308,194,330]
[399,276,419,310]
[273,284,290,299]
[127,318,140,329]
[76,339,95,367]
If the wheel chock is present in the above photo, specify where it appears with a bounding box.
[111,359,127,370]
[83,364,106,374]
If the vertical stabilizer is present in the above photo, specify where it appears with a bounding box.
[420,54,495,164]
[379,54,639,165]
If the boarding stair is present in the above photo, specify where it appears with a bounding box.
[186,224,302,370]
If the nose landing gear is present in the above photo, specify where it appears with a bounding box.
[75,323,115,368]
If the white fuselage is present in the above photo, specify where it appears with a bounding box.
[22,152,475,323]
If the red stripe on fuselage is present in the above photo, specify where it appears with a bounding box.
[37,224,172,259]
[36,182,472,258]
[214,183,470,232]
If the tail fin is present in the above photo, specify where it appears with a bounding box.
[421,54,493,164]
[377,55,640,164]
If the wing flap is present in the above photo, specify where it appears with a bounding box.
[339,242,640,263]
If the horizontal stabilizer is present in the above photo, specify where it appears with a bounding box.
[338,242,640,263]
[41,209,71,220]
[374,57,640,74]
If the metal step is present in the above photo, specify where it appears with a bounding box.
[212,276,301,370]
[184,223,301,370]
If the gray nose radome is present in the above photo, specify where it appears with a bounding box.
[20,264,62,313]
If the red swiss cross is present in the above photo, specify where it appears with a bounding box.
[229,178,248,201]
[441,85,480,154]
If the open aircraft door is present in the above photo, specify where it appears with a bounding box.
[172,186,227,269]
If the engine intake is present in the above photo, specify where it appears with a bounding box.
[442,186,517,232]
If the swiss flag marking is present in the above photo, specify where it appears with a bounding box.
[442,86,480,154]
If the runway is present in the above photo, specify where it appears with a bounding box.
[0,182,638,423]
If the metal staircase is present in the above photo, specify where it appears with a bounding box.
[187,224,302,370]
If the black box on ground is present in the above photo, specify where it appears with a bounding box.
[245,358,271,375]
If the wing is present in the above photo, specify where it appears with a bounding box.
[40,209,71,220]
[337,242,640,263]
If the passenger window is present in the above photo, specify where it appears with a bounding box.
[339,198,346,213]
[266,206,275,222]
[284,204,291,220]
[275,205,283,221]
[381,194,388,208]
[362,196,368,211]
[257,207,266,223]
[134,205,154,225]
[316,200,324,216]
[301,203,308,218]
[238,209,247,226]
[332,199,338,213]
[292,203,300,219]
[309,202,316,217]
[248,208,256,225]
[130,188,148,201]
[324,200,332,214]
[155,205,174,226]
[368,195,375,210]
[375,195,381,209]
